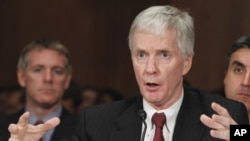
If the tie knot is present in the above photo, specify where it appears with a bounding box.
[34,120,44,125]
[152,113,166,129]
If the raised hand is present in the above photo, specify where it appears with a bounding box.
[8,112,60,141]
[200,102,237,141]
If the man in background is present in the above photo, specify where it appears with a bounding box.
[223,35,250,122]
[0,39,77,141]
[200,36,250,140]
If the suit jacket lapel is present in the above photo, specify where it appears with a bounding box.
[51,108,77,141]
[110,95,143,141]
[173,89,206,141]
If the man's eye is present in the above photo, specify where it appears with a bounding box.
[161,52,169,58]
[234,67,243,73]
[54,69,65,75]
[33,68,42,72]
[138,53,145,58]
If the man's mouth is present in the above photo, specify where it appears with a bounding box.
[238,93,250,97]
[41,88,54,94]
[145,82,160,91]
[146,82,159,86]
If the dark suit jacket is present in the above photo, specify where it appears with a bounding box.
[69,87,249,141]
[0,107,77,141]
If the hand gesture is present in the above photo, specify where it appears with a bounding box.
[200,102,237,141]
[8,112,60,141]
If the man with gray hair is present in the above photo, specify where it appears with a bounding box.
[7,5,248,141]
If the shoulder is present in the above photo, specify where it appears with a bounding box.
[78,95,141,124]
[184,87,241,106]
[184,87,248,124]
[60,107,77,122]
[0,109,24,125]
[84,95,140,115]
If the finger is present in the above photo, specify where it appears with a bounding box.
[9,138,20,141]
[210,129,229,140]
[8,123,22,140]
[8,124,18,134]
[211,102,231,117]
[211,114,236,128]
[200,114,223,129]
[17,112,30,127]
[42,117,60,131]
[211,102,237,124]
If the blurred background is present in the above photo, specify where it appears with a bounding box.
[1,0,250,99]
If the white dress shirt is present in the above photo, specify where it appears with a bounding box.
[142,89,183,141]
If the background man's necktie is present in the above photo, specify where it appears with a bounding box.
[34,120,44,141]
[152,113,166,141]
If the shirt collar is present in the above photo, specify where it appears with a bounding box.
[143,88,184,133]
[27,105,62,124]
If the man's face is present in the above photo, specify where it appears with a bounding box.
[131,29,192,110]
[224,48,250,113]
[17,49,71,108]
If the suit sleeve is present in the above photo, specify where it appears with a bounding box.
[233,102,249,124]
[68,110,89,141]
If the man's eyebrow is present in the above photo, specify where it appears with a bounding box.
[231,60,245,67]
[53,66,67,70]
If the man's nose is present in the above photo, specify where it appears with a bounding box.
[242,71,250,86]
[145,57,157,74]
[44,70,53,82]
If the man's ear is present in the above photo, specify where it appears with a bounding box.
[17,68,26,87]
[183,56,192,75]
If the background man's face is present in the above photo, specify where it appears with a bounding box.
[17,49,71,108]
[224,48,250,113]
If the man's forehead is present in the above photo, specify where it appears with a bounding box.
[230,48,250,67]
[27,50,66,67]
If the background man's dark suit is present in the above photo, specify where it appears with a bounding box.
[0,107,77,141]
[70,87,248,141]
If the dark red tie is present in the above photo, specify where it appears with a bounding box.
[34,120,44,141]
[152,113,166,141]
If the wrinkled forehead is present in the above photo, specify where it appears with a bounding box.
[133,28,178,48]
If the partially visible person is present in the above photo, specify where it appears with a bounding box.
[223,35,250,122]
[76,86,100,114]
[209,35,250,121]
[62,80,81,115]
[6,5,249,141]
[0,86,8,116]
[0,38,77,141]
[201,35,250,140]
[99,88,123,104]
[0,85,25,116]
[4,84,25,115]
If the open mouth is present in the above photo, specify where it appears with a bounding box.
[145,82,160,91]
[146,83,159,86]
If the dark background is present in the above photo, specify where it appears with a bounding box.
[1,0,250,98]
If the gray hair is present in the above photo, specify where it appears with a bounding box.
[17,38,72,71]
[128,5,194,58]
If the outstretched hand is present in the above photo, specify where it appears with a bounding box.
[8,112,60,141]
[200,102,237,141]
